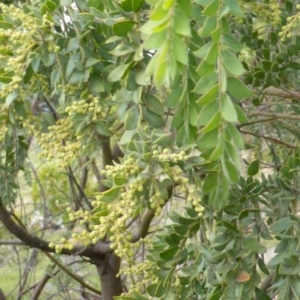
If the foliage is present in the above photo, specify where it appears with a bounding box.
[1,0,300,299]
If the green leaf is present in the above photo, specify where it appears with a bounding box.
[150,1,168,21]
[132,0,143,12]
[173,225,188,236]
[69,71,84,85]
[234,104,249,123]
[144,95,164,116]
[254,288,272,300]
[146,282,165,297]
[224,0,244,17]
[160,247,179,260]
[66,38,80,52]
[23,63,34,84]
[242,237,264,251]
[120,130,137,145]
[98,187,121,203]
[197,128,219,151]
[209,139,223,161]
[5,90,19,107]
[95,122,111,136]
[227,77,253,99]
[223,33,243,52]
[0,21,13,29]
[189,105,198,126]
[177,0,191,17]
[165,86,183,107]
[269,217,292,233]
[113,20,136,37]
[135,70,151,85]
[270,32,278,45]
[222,159,239,183]
[202,0,219,16]
[194,42,213,59]
[154,133,173,147]
[173,37,188,65]
[111,44,135,57]
[145,108,165,128]
[108,63,130,82]
[125,106,139,130]
[220,94,238,122]
[90,78,104,93]
[14,102,26,118]
[120,0,133,11]
[197,84,219,105]
[206,43,218,65]
[143,30,167,50]
[247,160,259,176]
[224,141,239,166]
[226,122,244,149]
[193,72,218,95]
[267,252,290,269]
[85,57,100,68]
[174,10,191,36]
[200,111,221,133]
[197,101,219,127]
[199,17,217,37]
[153,59,167,87]
[203,172,219,194]
[223,220,239,234]
[223,50,245,76]
[0,69,13,84]
[196,59,215,77]
[87,0,103,9]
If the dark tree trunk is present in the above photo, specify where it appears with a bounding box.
[95,253,122,300]
[0,288,6,300]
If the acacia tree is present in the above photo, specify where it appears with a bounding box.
[1,0,300,299]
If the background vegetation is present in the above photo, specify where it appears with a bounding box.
[1,0,300,299]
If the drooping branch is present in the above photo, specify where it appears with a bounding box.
[239,129,297,149]
[261,87,300,100]
[249,111,300,121]
[237,117,277,129]
[0,201,112,258]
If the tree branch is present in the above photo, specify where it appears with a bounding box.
[249,111,300,121]
[0,201,112,258]
[261,87,300,100]
[239,129,297,149]
[130,184,174,243]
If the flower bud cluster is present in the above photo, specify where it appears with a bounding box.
[186,185,205,217]
[152,148,189,162]
[93,190,141,259]
[241,0,281,26]
[279,6,300,42]
[36,118,81,167]
[120,258,157,295]
[0,4,37,98]
[101,157,140,178]
[0,4,59,101]
[65,96,101,122]
[49,240,74,254]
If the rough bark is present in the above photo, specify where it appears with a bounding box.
[96,253,122,300]
[0,288,6,300]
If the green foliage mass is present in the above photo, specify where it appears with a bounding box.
[1,0,300,299]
